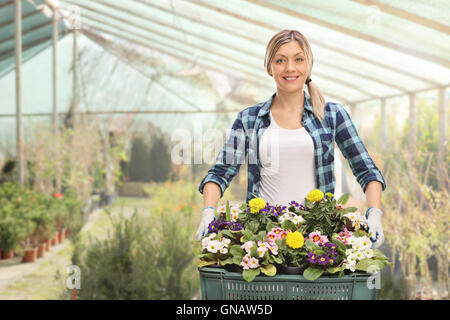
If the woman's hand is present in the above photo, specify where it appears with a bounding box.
[366,207,384,248]
[195,207,216,241]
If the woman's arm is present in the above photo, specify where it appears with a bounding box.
[365,180,382,209]
[202,182,221,209]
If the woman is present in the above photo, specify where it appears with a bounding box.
[195,30,386,248]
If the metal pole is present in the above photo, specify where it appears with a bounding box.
[438,87,448,190]
[14,0,24,186]
[52,7,58,133]
[381,98,387,151]
[409,93,417,157]
[72,28,78,128]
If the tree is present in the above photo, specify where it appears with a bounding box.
[148,135,171,182]
[128,136,151,182]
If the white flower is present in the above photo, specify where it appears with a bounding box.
[344,263,356,272]
[345,249,355,256]
[222,238,231,246]
[364,248,374,259]
[292,215,305,225]
[220,247,228,254]
[217,205,226,214]
[347,253,358,264]
[201,237,210,250]
[347,236,357,246]
[207,233,216,239]
[354,251,365,260]
[206,240,221,253]
[359,237,372,249]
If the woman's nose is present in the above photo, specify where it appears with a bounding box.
[285,59,295,71]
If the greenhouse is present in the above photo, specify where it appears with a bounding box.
[0,0,448,301]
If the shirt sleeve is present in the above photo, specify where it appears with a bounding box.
[198,111,247,198]
[334,104,387,193]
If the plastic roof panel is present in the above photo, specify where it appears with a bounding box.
[0,0,68,77]
[1,0,449,118]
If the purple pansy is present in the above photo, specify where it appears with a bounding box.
[307,252,317,264]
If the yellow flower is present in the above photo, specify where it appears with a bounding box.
[248,198,267,214]
[286,231,304,249]
[325,192,334,199]
[307,189,324,202]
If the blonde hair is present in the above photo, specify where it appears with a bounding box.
[264,29,326,121]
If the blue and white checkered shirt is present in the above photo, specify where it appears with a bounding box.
[199,91,386,203]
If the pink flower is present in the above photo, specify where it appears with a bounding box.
[309,231,328,245]
[267,228,289,244]
[336,204,344,210]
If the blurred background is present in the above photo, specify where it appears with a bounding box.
[0,0,448,300]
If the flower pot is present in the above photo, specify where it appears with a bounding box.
[37,243,46,258]
[1,250,14,260]
[22,247,37,263]
[279,265,303,275]
[52,232,59,246]
[44,239,51,251]
[58,228,66,243]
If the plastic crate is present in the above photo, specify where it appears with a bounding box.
[199,267,376,300]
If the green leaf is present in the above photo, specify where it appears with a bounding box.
[219,257,234,266]
[304,239,319,251]
[250,246,259,259]
[355,258,379,272]
[221,229,236,239]
[373,248,388,260]
[260,264,277,276]
[281,220,296,231]
[257,230,267,242]
[197,259,217,268]
[242,268,260,282]
[326,266,341,274]
[337,193,350,205]
[230,244,245,257]
[225,200,231,222]
[271,255,283,265]
[232,255,243,265]
[241,230,255,242]
[303,266,324,281]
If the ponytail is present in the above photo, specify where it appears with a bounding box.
[306,80,326,121]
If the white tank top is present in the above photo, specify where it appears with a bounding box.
[259,111,317,207]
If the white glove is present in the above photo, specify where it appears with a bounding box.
[366,207,384,249]
[195,207,216,241]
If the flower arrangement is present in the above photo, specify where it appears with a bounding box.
[197,189,391,282]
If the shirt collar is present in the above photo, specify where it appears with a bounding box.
[257,90,313,118]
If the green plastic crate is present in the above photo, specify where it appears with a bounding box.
[199,267,376,300]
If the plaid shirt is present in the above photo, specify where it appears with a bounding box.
[199,91,386,203]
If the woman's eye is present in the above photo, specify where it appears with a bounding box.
[296,58,304,62]
[276,59,284,63]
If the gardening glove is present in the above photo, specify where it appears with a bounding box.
[366,207,384,249]
[195,206,215,241]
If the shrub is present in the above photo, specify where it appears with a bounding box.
[71,207,198,299]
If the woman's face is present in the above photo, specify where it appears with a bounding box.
[269,40,309,94]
